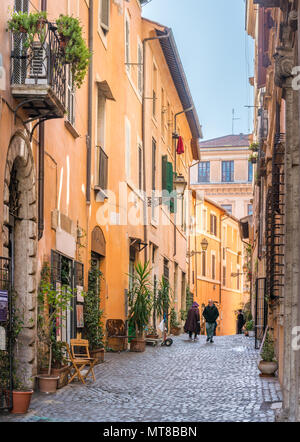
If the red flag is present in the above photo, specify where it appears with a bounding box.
[177,136,184,155]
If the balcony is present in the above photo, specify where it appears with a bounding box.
[10,21,66,123]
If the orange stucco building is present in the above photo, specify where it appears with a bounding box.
[0,0,202,386]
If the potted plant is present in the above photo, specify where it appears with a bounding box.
[50,339,69,389]
[245,319,255,337]
[249,142,259,152]
[7,11,48,48]
[37,262,74,393]
[145,326,158,339]
[170,307,182,336]
[128,262,153,352]
[56,15,91,88]
[155,275,173,336]
[258,333,278,376]
[180,309,188,322]
[249,151,258,164]
[0,297,33,414]
[83,264,105,364]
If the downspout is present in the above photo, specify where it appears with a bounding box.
[142,29,171,262]
[173,106,193,257]
[38,0,47,240]
[86,0,93,204]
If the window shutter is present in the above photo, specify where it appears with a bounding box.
[15,0,28,12]
[210,214,213,234]
[152,139,156,190]
[100,0,110,32]
[162,155,167,191]
[214,216,217,236]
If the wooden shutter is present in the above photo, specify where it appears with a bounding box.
[152,139,156,190]
[138,146,143,190]
[214,216,217,236]
[100,0,110,32]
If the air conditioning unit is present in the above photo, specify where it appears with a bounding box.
[25,42,47,85]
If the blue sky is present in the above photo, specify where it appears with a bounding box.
[142,0,254,141]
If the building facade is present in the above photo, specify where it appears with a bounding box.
[190,134,253,220]
[189,194,249,336]
[0,0,202,388]
[246,0,300,422]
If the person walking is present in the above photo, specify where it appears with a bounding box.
[203,300,219,343]
[184,302,200,341]
[237,309,245,334]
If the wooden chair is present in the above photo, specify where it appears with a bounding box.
[65,339,97,385]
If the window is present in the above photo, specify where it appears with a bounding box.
[237,272,240,290]
[163,258,169,281]
[210,214,217,236]
[248,204,253,215]
[152,139,157,219]
[137,42,143,95]
[99,0,110,35]
[202,251,206,277]
[138,144,143,191]
[125,117,131,179]
[198,162,210,183]
[66,67,75,126]
[248,161,253,182]
[212,254,216,280]
[125,12,130,73]
[202,208,207,232]
[15,0,28,11]
[162,155,175,214]
[221,204,232,215]
[152,63,157,118]
[222,266,226,286]
[222,161,234,182]
[161,88,165,139]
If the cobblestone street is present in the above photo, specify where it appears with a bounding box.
[0,335,282,422]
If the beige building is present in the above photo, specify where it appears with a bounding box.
[190,134,253,220]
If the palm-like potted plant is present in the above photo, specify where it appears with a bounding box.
[170,307,182,336]
[37,262,74,393]
[83,264,105,364]
[258,332,278,376]
[128,262,153,352]
[155,275,173,333]
[245,319,255,337]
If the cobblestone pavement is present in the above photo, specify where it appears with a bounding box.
[0,334,282,422]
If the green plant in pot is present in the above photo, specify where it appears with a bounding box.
[7,11,47,49]
[128,261,153,352]
[258,332,278,376]
[56,14,91,88]
[170,307,181,336]
[83,264,105,364]
[37,262,75,393]
[156,275,173,331]
[0,295,33,414]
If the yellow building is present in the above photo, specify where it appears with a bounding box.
[189,194,249,336]
[0,0,202,386]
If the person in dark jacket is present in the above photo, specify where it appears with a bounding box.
[237,309,245,334]
[203,300,219,343]
[184,302,200,341]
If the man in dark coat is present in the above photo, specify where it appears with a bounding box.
[203,300,219,343]
[237,309,245,334]
[184,302,200,341]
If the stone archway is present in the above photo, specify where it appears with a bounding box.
[2,131,37,388]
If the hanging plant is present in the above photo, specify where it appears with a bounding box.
[249,142,259,152]
[56,15,91,89]
[7,11,48,49]
[249,151,258,164]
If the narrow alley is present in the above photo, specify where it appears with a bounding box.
[0,335,282,423]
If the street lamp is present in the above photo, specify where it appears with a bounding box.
[173,174,187,197]
[201,238,208,251]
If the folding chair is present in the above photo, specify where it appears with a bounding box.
[65,339,97,385]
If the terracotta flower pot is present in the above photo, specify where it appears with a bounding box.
[10,390,33,414]
[130,338,146,353]
[51,366,69,389]
[37,375,59,394]
[170,326,182,336]
[90,348,105,365]
[107,336,127,352]
[258,360,278,377]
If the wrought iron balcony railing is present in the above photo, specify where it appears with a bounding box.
[10,21,66,123]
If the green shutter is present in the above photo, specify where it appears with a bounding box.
[162,155,167,191]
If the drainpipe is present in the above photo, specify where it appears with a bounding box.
[86,0,93,204]
[142,29,171,262]
[38,0,47,240]
[173,106,193,257]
